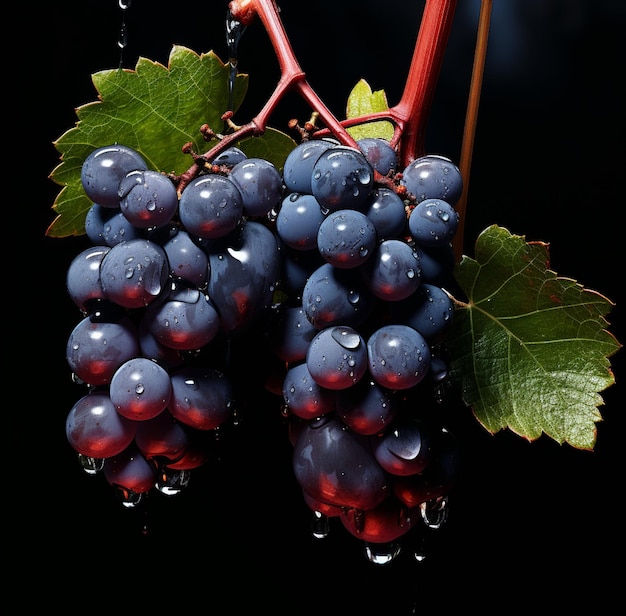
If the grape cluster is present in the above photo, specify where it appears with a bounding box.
[273,139,464,560]
[64,138,464,560]
[66,143,283,504]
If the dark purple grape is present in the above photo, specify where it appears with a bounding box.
[363,187,408,240]
[367,324,431,390]
[163,436,210,470]
[429,355,449,383]
[392,428,462,506]
[134,410,190,462]
[228,157,283,217]
[276,192,326,251]
[66,246,110,312]
[137,317,183,370]
[267,304,317,363]
[66,315,139,386]
[169,366,233,430]
[306,325,369,390]
[282,361,336,420]
[357,137,398,176]
[302,489,344,517]
[162,229,209,287]
[210,146,247,167]
[81,144,148,208]
[362,238,422,301]
[413,242,455,285]
[311,146,374,212]
[143,285,221,351]
[370,419,433,476]
[205,220,281,333]
[65,391,137,458]
[84,203,116,244]
[99,238,170,308]
[103,444,157,494]
[118,169,178,229]
[109,357,172,421]
[335,378,398,435]
[282,139,336,194]
[279,245,325,299]
[178,174,244,239]
[390,283,454,340]
[301,262,376,330]
[400,154,463,205]
[292,415,389,510]
[316,208,377,269]
[340,497,421,543]
[101,210,143,246]
[408,198,459,247]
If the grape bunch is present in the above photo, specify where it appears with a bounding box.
[272,138,464,561]
[65,143,284,504]
[64,137,464,561]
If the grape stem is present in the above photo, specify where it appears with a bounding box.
[177,0,458,193]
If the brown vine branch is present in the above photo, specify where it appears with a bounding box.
[453,0,492,262]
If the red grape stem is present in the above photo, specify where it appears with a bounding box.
[176,0,458,195]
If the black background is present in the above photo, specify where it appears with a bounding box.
[18,0,624,611]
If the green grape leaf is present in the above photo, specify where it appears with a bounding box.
[48,45,297,238]
[345,79,394,141]
[445,224,621,450]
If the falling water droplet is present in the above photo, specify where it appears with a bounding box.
[115,487,143,508]
[155,468,191,496]
[117,24,128,50]
[78,454,104,474]
[310,511,330,539]
[420,495,449,529]
[117,0,132,67]
[363,541,402,565]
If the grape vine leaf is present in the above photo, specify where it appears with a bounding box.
[345,79,394,142]
[445,225,621,450]
[47,45,297,238]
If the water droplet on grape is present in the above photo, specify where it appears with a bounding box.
[331,326,361,349]
[347,290,360,305]
[359,170,372,185]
